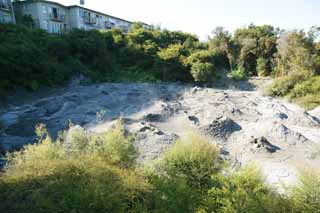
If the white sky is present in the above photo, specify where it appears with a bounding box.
[56,0,320,40]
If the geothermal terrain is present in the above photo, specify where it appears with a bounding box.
[1,78,320,190]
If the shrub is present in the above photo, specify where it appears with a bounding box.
[257,57,269,76]
[190,62,215,83]
[0,124,149,212]
[231,66,247,81]
[185,50,216,65]
[204,165,286,212]
[290,76,320,98]
[265,71,319,109]
[265,71,309,96]
[294,93,320,110]
[161,134,222,188]
[148,135,222,212]
[289,169,320,212]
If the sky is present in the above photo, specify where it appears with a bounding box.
[56,0,320,40]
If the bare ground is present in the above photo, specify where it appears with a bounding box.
[1,78,319,191]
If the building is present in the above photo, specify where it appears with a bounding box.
[68,5,132,32]
[14,1,70,33]
[13,0,148,33]
[0,0,15,24]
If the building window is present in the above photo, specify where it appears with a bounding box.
[52,7,58,19]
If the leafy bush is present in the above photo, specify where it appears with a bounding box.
[0,128,319,212]
[0,23,203,95]
[148,135,222,212]
[289,170,320,212]
[190,62,215,83]
[231,67,247,81]
[257,57,269,76]
[0,123,149,212]
[294,94,320,110]
[265,71,309,96]
[265,72,319,109]
[290,76,320,98]
[204,165,286,212]
[161,134,222,188]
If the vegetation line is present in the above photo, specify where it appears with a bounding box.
[1,23,319,109]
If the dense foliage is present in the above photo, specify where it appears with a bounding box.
[1,23,319,108]
[0,125,319,212]
[0,23,213,97]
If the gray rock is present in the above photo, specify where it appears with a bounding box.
[268,124,309,145]
[250,137,280,153]
[200,116,242,139]
[275,113,288,120]
[138,122,164,135]
[188,115,200,125]
[144,113,163,122]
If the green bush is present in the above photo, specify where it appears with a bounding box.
[0,124,149,213]
[290,76,320,98]
[190,62,215,83]
[265,72,319,109]
[0,23,204,95]
[148,135,222,212]
[0,128,319,212]
[265,71,309,96]
[257,57,269,76]
[161,134,222,188]
[204,165,286,212]
[231,67,247,81]
[289,170,320,212]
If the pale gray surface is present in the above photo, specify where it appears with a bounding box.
[1,79,320,190]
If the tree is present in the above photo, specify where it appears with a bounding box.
[275,30,315,76]
[209,27,235,70]
[233,24,278,76]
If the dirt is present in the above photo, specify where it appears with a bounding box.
[0,78,319,191]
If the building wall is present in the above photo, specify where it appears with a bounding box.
[69,7,132,32]
[0,0,15,24]
[38,2,69,33]
[68,7,80,29]
[67,6,133,32]
[13,1,142,33]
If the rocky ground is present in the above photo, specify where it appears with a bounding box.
[1,78,320,191]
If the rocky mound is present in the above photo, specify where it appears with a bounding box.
[199,116,242,140]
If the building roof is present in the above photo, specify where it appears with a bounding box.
[13,0,67,9]
[14,0,150,26]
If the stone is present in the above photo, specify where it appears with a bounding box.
[250,137,280,153]
[144,113,163,122]
[200,116,241,139]
[188,115,200,125]
[268,124,309,145]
